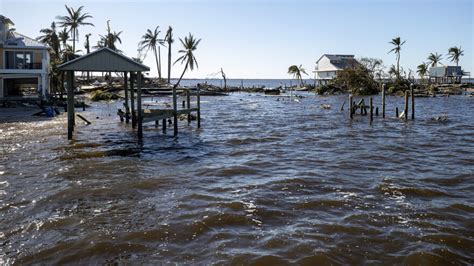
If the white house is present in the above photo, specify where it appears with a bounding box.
[314,54,359,85]
[0,15,50,99]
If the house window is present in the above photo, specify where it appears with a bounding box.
[5,51,34,69]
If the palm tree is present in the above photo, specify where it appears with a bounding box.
[173,33,201,88]
[58,28,70,51]
[427,52,443,67]
[288,64,308,86]
[139,26,163,79]
[388,36,406,80]
[448,46,464,66]
[56,5,94,54]
[84,33,92,80]
[37,22,60,59]
[417,63,428,82]
[165,26,174,84]
[96,20,122,52]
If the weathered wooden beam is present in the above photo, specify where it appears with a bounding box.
[137,72,143,139]
[197,85,201,128]
[130,72,136,128]
[369,97,373,123]
[67,71,74,140]
[382,83,386,118]
[124,72,130,123]
[186,89,191,123]
[173,83,178,136]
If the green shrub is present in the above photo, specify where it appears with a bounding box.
[91,90,119,101]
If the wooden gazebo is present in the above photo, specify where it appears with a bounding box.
[58,48,150,140]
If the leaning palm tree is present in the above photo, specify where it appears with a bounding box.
[173,33,201,88]
[165,26,174,84]
[288,64,308,86]
[427,52,443,67]
[139,26,162,79]
[448,46,464,66]
[417,63,428,82]
[56,5,94,54]
[388,36,406,80]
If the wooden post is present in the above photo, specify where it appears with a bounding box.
[410,83,415,120]
[162,119,166,133]
[124,72,130,123]
[375,107,379,116]
[382,83,386,118]
[197,84,201,128]
[172,84,178,136]
[349,95,353,119]
[396,107,399,118]
[404,90,408,121]
[369,97,373,123]
[182,100,185,108]
[130,72,136,128]
[82,101,85,111]
[67,71,74,140]
[186,89,191,123]
[137,72,143,139]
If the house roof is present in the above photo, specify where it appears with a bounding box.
[58,48,150,72]
[0,15,14,25]
[316,54,355,64]
[316,54,359,71]
[5,32,48,48]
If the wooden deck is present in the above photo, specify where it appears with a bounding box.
[142,108,199,123]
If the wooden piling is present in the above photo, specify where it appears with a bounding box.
[124,72,130,123]
[162,119,166,133]
[186,89,191,123]
[369,97,373,122]
[137,72,143,139]
[197,85,201,128]
[67,71,74,140]
[410,83,415,120]
[375,107,379,116]
[182,100,185,108]
[382,83,386,118]
[404,90,409,121]
[82,101,85,111]
[396,107,399,118]
[172,84,178,137]
[130,72,136,128]
[349,95,353,119]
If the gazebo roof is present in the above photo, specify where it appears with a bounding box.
[58,48,150,72]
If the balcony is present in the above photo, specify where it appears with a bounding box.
[6,62,43,70]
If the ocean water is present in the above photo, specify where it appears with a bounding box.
[171,78,313,88]
[0,92,473,264]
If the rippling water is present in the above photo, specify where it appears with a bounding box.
[1,93,473,264]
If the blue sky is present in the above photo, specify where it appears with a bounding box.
[1,0,472,79]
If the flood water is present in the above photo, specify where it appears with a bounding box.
[1,92,473,264]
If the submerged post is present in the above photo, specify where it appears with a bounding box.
[410,83,415,120]
[124,72,130,123]
[186,89,191,123]
[404,90,409,121]
[67,71,74,140]
[137,72,143,139]
[382,83,386,118]
[130,72,136,128]
[197,84,201,128]
[172,85,178,136]
[396,107,399,118]
[349,95,353,119]
[370,97,373,123]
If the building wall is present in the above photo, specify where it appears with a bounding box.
[316,71,337,80]
[0,47,3,68]
[317,56,336,72]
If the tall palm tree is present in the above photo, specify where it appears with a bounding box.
[139,26,162,79]
[448,46,464,66]
[37,22,60,59]
[165,26,174,84]
[427,52,443,67]
[173,33,201,88]
[288,64,308,86]
[388,36,406,80]
[56,5,94,54]
[417,63,428,82]
[84,33,92,80]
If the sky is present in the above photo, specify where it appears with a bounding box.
[1,0,472,79]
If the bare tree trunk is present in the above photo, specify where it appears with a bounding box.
[154,47,160,80]
[158,46,162,79]
[174,63,188,89]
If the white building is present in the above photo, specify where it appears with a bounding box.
[0,15,50,99]
[314,54,359,85]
